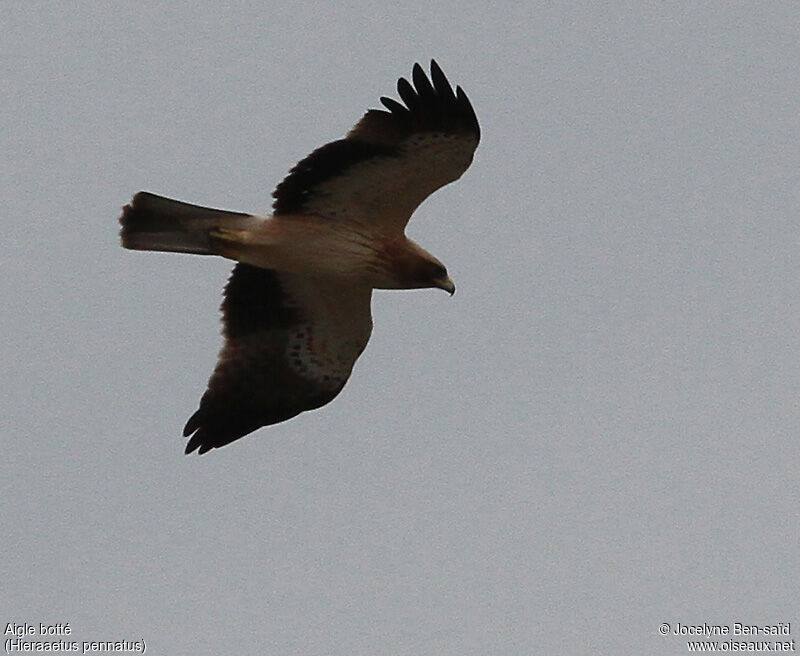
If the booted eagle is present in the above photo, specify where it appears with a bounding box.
[119,60,480,454]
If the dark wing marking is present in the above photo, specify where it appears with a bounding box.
[272,141,398,215]
[184,263,373,454]
[271,60,480,232]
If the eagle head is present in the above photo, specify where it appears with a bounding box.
[380,239,455,294]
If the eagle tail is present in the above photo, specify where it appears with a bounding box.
[119,191,260,255]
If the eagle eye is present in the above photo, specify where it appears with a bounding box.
[427,262,447,280]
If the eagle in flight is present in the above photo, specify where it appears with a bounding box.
[119,61,480,454]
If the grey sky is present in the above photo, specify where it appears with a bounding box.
[2,2,799,654]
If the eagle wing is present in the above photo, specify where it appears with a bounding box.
[183,263,373,454]
[271,60,480,234]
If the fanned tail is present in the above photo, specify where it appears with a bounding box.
[119,191,260,255]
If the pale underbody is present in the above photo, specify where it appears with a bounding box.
[209,213,449,291]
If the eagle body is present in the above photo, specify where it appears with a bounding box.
[211,214,449,291]
[119,61,480,454]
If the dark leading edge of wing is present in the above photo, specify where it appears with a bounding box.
[272,60,480,215]
[183,264,290,454]
[218,263,299,339]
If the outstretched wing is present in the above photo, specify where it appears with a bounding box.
[272,60,480,233]
[184,264,373,454]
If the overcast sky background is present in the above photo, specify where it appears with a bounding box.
[2,2,799,654]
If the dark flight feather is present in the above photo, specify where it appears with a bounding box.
[183,265,337,453]
[271,60,479,217]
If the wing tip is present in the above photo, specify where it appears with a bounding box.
[383,60,480,142]
[183,412,205,455]
[184,437,202,455]
[182,426,226,456]
[183,410,231,455]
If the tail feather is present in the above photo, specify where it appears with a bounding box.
[119,191,258,255]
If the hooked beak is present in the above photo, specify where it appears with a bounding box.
[435,276,456,296]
